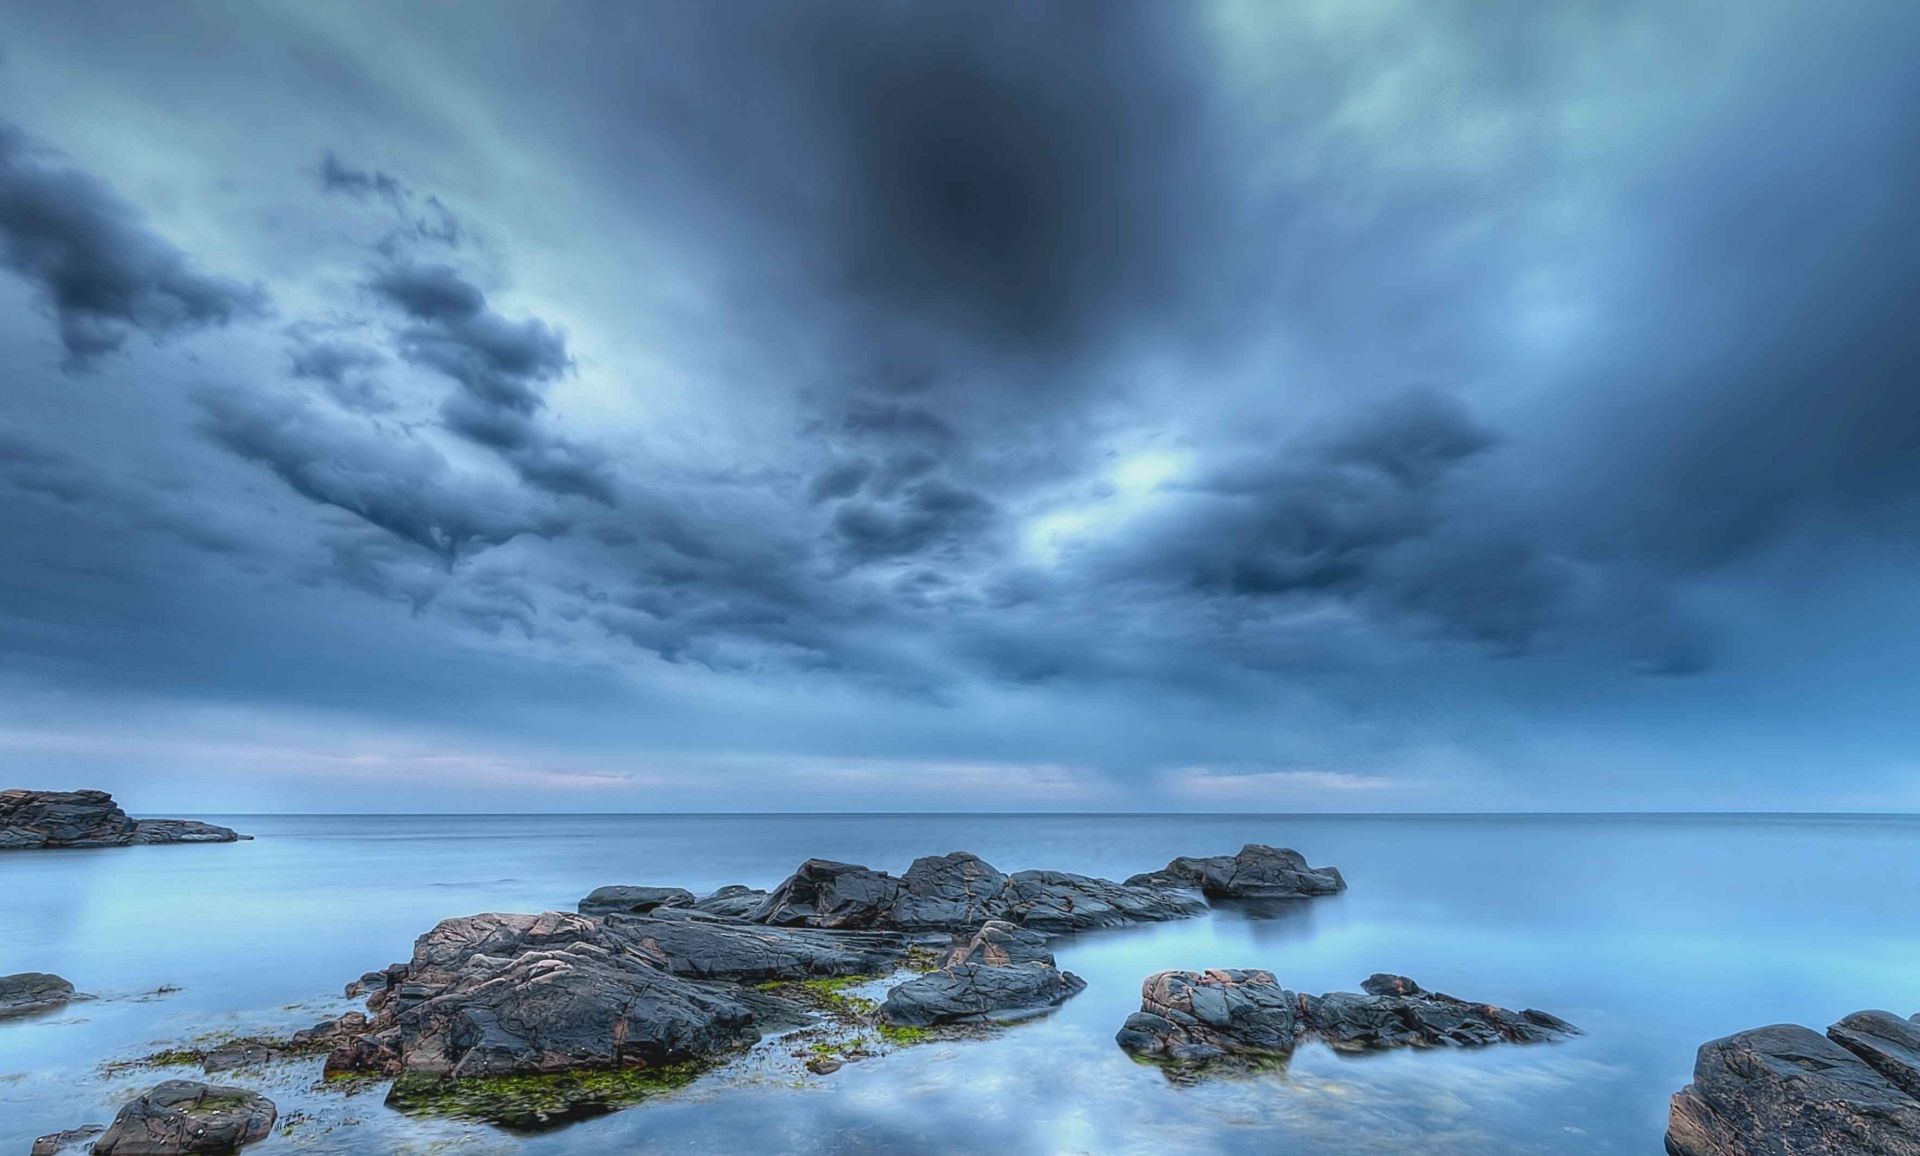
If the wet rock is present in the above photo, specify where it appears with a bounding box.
[1666,1023,1920,1156]
[1828,1010,1920,1100]
[880,962,1086,1027]
[604,912,908,982]
[200,1045,278,1073]
[941,920,1054,968]
[1125,843,1346,899]
[325,912,761,1085]
[806,1055,843,1075]
[692,884,769,918]
[1002,869,1208,932]
[578,885,696,916]
[0,971,76,1018]
[0,789,244,849]
[30,1124,105,1155]
[288,1011,367,1049]
[93,1079,276,1155]
[1116,971,1576,1065]
[750,859,903,929]
[889,852,1014,931]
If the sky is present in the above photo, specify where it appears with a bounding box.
[1,0,1917,813]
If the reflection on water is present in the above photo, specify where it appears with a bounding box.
[5,813,1920,1153]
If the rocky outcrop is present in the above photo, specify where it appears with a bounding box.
[879,920,1085,1027]
[0,971,76,1018]
[603,912,908,982]
[749,859,904,929]
[1126,843,1346,899]
[577,885,696,916]
[0,790,244,849]
[92,1080,276,1155]
[1001,868,1207,932]
[692,885,769,918]
[1667,1014,1920,1155]
[889,852,1014,931]
[1116,970,1575,1066]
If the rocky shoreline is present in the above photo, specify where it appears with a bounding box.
[1,789,246,849]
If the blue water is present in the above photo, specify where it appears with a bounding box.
[4,813,1919,1153]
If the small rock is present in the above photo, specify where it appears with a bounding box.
[879,961,1086,1027]
[201,1044,277,1073]
[30,1124,105,1156]
[94,1079,277,1155]
[941,920,1054,968]
[806,1056,843,1075]
[0,971,76,1018]
[1125,844,1346,900]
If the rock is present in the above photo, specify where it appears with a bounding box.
[1116,971,1576,1065]
[749,859,903,929]
[1116,970,1303,1062]
[692,885,769,918]
[880,962,1086,1027]
[1666,1023,1920,1155]
[578,885,697,916]
[0,789,244,849]
[889,852,1013,931]
[603,912,908,982]
[1002,869,1208,932]
[1125,843,1346,899]
[1829,1010,1920,1099]
[200,1045,278,1073]
[806,1056,843,1074]
[941,920,1054,968]
[0,971,76,1018]
[288,1011,367,1049]
[93,1080,276,1155]
[30,1125,105,1155]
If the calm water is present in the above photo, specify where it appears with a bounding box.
[5,813,1919,1153]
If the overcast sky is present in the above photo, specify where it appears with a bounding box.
[2,0,1917,813]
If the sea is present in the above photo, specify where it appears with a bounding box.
[6,812,1919,1153]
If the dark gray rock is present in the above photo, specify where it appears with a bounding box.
[578,885,696,916]
[1125,843,1346,899]
[1003,869,1208,932]
[749,859,902,929]
[0,971,76,1018]
[692,885,769,918]
[1829,1010,1920,1100]
[1117,971,1576,1065]
[30,1124,106,1155]
[603,913,908,982]
[323,912,761,1083]
[1666,1023,1920,1155]
[879,962,1086,1027]
[1116,969,1304,1062]
[93,1080,277,1155]
[941,920,1054,968]
[0,789,243,849]
[889,852,1014,931]
[200,1045,277,1073]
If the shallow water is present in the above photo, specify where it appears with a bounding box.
[5,813,1919,1153]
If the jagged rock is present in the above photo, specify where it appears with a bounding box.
[578,885,696,916]
[0,971,76,1018]
[0,789,243,849]
[603,912,908,982]
[880,961,1086,1027]
[1002,869,1207,932]
[692,885,769,918]
[1667,1023,1920,1155]
[1116,971,1575,1065]
[323,912,760,1084]
[750,859,902,929]
[889,852,1013,931]
[1829,1011,1920,1100]
[30,1124,105,1155]
[941,920,1053,968]
[1125,843,1346,899]
[1116,970,1303,1062]
[93,1080,276,1155]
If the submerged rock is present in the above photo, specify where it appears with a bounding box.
[1667,1022,1920,1155]
[577,885,696,916]
[879,961,1086,1027]
[1125,843,1346,900]
[0,789,243,849]
[0,971,76,1018]
[93,1079,276,1155]
[1116,970,1575,1066]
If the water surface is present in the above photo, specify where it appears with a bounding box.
[5,813,1918,1153]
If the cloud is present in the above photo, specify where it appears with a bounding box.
[0,121,266,367]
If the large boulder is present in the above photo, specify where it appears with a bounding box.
[1667,1023,1920,1155]
[879,962,1086,1027]
[1116,971,1576,1065]
[889,852,1014,931]
[603,913,908,982]
[749,859,902,929]
[692,885,769,918]
[0,971,76,1018]
[1126,843,1346,899]
[1829,1011,1920,1100]
[0,789,242,849]
[1002,869,1208,932]
[578,885,696,916]
[93,1080,276,1155]
[940,920,1054,968]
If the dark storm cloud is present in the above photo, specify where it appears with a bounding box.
[320,150,462,247]
[286,325,392,412]
[0,122,264,367]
